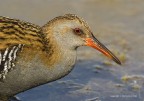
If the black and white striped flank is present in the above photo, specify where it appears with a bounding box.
[0,44,24,81]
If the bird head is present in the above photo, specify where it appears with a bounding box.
[43,14,121,65]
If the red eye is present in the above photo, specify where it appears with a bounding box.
[75,28,80,33]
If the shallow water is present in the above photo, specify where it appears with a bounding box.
[0,0,144,101]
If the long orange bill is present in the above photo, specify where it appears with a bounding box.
[85,34,121,65]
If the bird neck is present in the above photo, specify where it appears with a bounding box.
[40,32,77,68]
[40,35,62,67]
[44,40,77,81]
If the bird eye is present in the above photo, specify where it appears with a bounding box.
[74,28,80,33]
[73,28,83,36]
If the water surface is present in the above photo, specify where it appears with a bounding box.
[0,0,144,101]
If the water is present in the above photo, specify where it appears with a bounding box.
[0,0,144,101]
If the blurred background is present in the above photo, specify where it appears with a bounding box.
[0,0,144,101]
